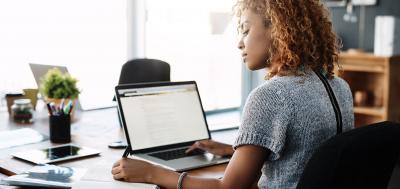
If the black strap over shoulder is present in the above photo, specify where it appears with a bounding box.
[314,71,343,135]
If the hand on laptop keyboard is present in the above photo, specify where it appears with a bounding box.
[149,148,205,161]
[185,140,234,157]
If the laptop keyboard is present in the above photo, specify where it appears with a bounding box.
[149,148,205,161]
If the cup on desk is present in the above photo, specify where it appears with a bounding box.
[5,93,25,115]
[49,114,71,143]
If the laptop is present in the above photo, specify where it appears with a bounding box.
[29,63,116,110]
[115,81,230,171]
[29,63,83,109]
[29,63,69,85]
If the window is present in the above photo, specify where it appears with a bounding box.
[0,0,127,110]
[0,0,243,130]
[145,0,242,112]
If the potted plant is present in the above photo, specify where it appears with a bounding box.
[40,68,80,116]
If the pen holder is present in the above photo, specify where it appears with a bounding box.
[49,114,71,143]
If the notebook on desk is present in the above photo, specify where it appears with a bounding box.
[115,81,230,171]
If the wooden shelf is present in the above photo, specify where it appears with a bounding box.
[338,53,400,127]
[338,52,387,73]
[340,64,385,73]
[353,106,385,117]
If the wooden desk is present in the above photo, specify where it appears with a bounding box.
[0,106,239,188]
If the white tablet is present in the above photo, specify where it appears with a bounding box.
[11,144,101,164]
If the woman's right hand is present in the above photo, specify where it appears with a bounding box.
[185,140,234,156]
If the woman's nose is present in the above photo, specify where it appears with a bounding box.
[237,39,244,50]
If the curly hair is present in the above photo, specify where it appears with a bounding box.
[234,0,341,79]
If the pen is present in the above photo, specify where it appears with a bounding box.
[46,103,53,116]
[64,101,72,115]
[49,102,57,115]
[122,147,130,157]
[60,99,65,115]
[68,104,73,115]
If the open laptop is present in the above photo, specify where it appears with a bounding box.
[115,81,230,171]
[29,63,116,110]
[29,63,69,85]
[29,63,84,110]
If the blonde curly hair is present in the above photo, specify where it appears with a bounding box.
[234,0,341,79]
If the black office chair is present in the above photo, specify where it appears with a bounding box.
[296,121,400,189]
[109,58,170,148]
[112,59,171,101]
[116,58,170,117]
[387,154,400,189]
[118,58,170,85]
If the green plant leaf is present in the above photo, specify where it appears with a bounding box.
[40,68,80,99]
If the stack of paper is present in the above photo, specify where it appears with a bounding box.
[0,128,46,149]
[72,158,158,189]
[374,16,400,56]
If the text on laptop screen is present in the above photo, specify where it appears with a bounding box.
[118,84,209,151]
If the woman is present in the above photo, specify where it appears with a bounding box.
[112,0,354,188]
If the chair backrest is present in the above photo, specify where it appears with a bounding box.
[296,121,400,189]
[387,154,400,189]
[114,58,170,129]
[118,58,170,84]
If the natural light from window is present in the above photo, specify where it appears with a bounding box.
[0,0,127,110]
[145,0,242,111]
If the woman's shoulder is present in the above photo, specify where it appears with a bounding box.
[331,75,350,88]
[252,79,283,96]
[329,75,352,93]
[251,74,302,95]
[247,77,292,104]
[247,72,351,103]
[329,75,353,100]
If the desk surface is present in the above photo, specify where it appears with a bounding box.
[0,106,239,188]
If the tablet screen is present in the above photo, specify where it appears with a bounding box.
[12,144,101,164]
[45,145,81,160]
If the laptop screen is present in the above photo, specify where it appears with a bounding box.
[116,83,209,151]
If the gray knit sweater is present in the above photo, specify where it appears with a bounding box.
[233,71,354,189]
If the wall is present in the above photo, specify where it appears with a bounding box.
[329,0,400,51]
